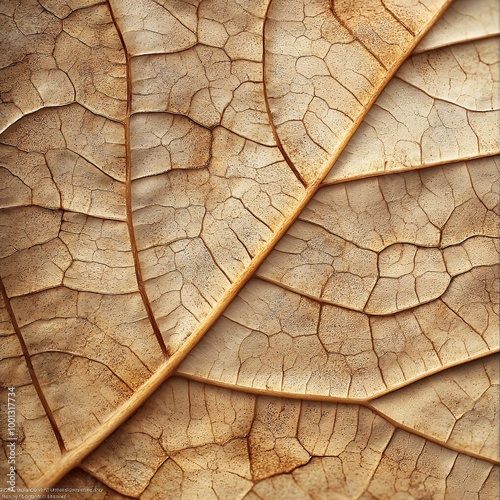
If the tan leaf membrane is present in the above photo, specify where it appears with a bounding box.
[0,1,125,133]
[0,293,61,486]
[263,0,446,182]
[371,355,500,461]
[131,125,304,349]
[65,377,499,499]
[414,0,500,53]
[324,37,500,184]
[0,0,498,496]
[179,157,499,398]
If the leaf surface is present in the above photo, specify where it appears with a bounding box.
[60,376,499,498]
[0,0,498,497]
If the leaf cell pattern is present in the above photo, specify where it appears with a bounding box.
[0,0,498,498]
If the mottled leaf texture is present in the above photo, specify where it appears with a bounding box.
[0,0,498,498]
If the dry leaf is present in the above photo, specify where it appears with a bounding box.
[0,0,498,498]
